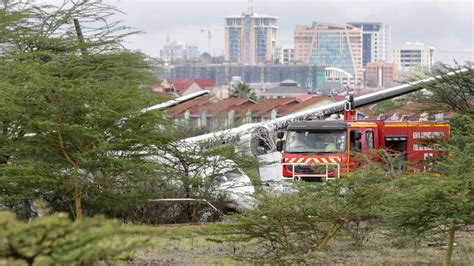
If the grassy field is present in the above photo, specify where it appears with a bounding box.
[125,224,474,265]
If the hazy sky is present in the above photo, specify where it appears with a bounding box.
[109,0,473,63]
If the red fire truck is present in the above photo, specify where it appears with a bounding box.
[276,96,450,181]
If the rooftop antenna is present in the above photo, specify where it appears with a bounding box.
[248,0,254,15]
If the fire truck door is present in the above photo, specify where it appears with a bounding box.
[384,136,408,172]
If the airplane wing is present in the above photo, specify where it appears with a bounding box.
[141,90,210,112]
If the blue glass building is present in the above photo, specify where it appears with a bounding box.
[294,22,363,81]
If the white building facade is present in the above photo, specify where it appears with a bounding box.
[393,42,435,72]
[347,22,392,67]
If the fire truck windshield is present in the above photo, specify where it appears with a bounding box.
[285,131,346,154]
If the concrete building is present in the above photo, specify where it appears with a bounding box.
[185,44,200,61]
[274,45,295,64]
[281,45,295,64]
[224,1,278,64]
[260,80,307,99]
[155,64,326,93]
[347,22,391,66]
[393,42,435,72]
[324,67,358,88]
[160,39,201,64]
[160,40,185,64]
[365,61,398,88]
[294,22,363,82]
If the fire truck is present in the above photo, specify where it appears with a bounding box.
[276,94,450,181]
[183,68,470,183]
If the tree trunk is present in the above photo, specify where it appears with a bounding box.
[74,177,82,219]
[442,225,456,266]
[316,221,346,252]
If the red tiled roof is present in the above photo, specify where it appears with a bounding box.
[193,79,215,89]
[169,79,214,90]
[169,79,194,91]
[167,95,214,116]
[168,97,256,117]
[293,95,317,101]
[280,96,334,116]
[205,98,256,116]
[251,98,300,116]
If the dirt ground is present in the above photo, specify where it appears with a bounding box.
[124,224,474,265]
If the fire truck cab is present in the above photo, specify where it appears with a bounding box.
[276,120,450,181]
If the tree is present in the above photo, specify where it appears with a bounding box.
[0,1,172,219]
[415,63,473,116]
[213,166,390,263]
[383,173,473,266]
[229,82,257,100]
[0,211,152,265]
[144,133,258,224]
[373,98,407,115]
[383,107,474,265]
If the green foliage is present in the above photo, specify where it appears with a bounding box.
[144,140,258,224]
[229,82,257,101]
[373,98,407,115]
[1,1,259,223]
[382,173,473,265]
[212,166,390,263]
[0,1,174,219]
[0,211,153,265]
[384,174,473,236]
[415,63,473,116]
[382,114,474,264]
[1,0,138,54]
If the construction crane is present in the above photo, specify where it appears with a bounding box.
[200,26,223,55]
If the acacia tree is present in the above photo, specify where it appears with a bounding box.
[0,211,153,265]
[383,65,474,265]
[415,63,473,116]
[0,0,172,219]
[383,173,473,266]
[214,166,390,263]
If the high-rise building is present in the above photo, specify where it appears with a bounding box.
[347,22,391,66]
[185,44,200,61]
[274,45,294,64]
[393,42,435,72]
[294,22,363,82]
[224,1,278,64]
[281,45,295,64]
[365,61,398,88]
[160,40,200,64]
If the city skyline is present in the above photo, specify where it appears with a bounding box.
[112,0,473,64]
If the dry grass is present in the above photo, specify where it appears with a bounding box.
[125,224,474,265]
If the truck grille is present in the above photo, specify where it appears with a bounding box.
[286,165,322,174]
